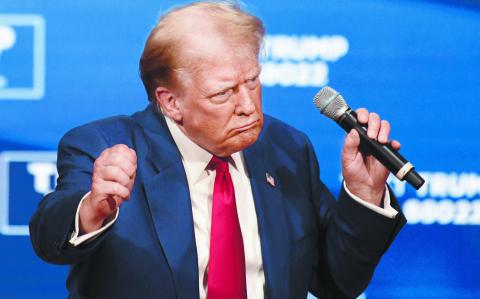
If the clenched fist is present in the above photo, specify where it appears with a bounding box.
[79,144,137,234]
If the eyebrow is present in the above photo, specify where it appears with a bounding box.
[205,82,236,98]
[204,66,261,97]
[244,69,261,82]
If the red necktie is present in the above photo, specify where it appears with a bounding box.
[207,156,247,299]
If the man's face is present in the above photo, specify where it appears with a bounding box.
[172,39,263,157]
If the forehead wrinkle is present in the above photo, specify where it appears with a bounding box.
[196,70,237,95]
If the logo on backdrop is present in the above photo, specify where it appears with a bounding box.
[336,172,480,226]
[3,151,479,237]
[396,172,480,225]
[0,151,57,236]
[0,14,46,100]
[260,34,349,87]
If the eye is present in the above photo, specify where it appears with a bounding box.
[216,89,230,96]
[246,75,259,89]
[210,88,233,103]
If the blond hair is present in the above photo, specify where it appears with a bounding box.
[139,1,265,102]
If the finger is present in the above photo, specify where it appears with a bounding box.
[130,148,137,163]
[111,144,130,153]
[97,156,136,179]
[391,140,401,150]
[110,144,137,164]
[95,180,130,200]
[378,120,390,143]
[105,196,123,211]
[102,153,137,177]
[342,129,360,163]
[105,195,123,211]
[367,112,381,139]
[126,172,136,191]
[98,165,131,187]
[356,108,369,124]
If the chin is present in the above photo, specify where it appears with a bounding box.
[212,126,261,157]
[216,126,261,157]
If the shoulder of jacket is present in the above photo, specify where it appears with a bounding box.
[262,114,310,148]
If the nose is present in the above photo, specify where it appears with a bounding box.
[234,85,256,116]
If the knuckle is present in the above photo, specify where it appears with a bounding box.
[120,174,130,186]
[122,153,133,164]
[111,154,123,165]
[91,184,104,197]
[357,107,367,113]
[127,179,135,189]
[114,144,129,153]
[93,158,103,169]
[130,148,137,158]
[121,182,129,195]
[356,108,369,122]
[92,173,102,183]
[113,182,123,195]
[118,184,128,198]
[110,165,121,177]
[128,148,137,157]
[90,182,100,193]
[100,147,111,156]
[127,164,136,176]
[115,167,126,179]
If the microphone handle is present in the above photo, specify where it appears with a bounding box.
[337,109,425,190]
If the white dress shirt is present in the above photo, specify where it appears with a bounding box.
[69,116,398,299]
[163,117,266,299]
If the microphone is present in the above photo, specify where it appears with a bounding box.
[313,86,425,190]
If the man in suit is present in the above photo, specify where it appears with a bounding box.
[30,2,406,299]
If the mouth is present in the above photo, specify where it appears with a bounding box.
[234,119,258,132]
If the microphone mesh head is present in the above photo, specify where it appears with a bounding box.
[313,86,349,121]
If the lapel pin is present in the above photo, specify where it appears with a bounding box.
[266,172,275,187]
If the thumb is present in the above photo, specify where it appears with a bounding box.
[342,129,360,163]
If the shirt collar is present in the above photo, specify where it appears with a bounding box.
[165,116,212,184]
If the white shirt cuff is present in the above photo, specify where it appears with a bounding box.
[343,182,398,219]
[69,191,119,247]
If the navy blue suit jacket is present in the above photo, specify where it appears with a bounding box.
[30,104,406,299]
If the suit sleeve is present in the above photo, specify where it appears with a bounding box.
[29,124,112,265]
[305,136,407,299]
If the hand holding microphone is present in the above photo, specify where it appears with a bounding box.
[341,108,401,206]
[313,86,425,205]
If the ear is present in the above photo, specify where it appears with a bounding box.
[155,86,183,122]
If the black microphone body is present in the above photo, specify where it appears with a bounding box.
[338,108,425,189]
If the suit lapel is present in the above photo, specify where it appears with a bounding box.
[244,138,291,299]
[135,105,292,299]
[134,105,199,299]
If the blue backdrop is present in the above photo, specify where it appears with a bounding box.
[0,0,479,298]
